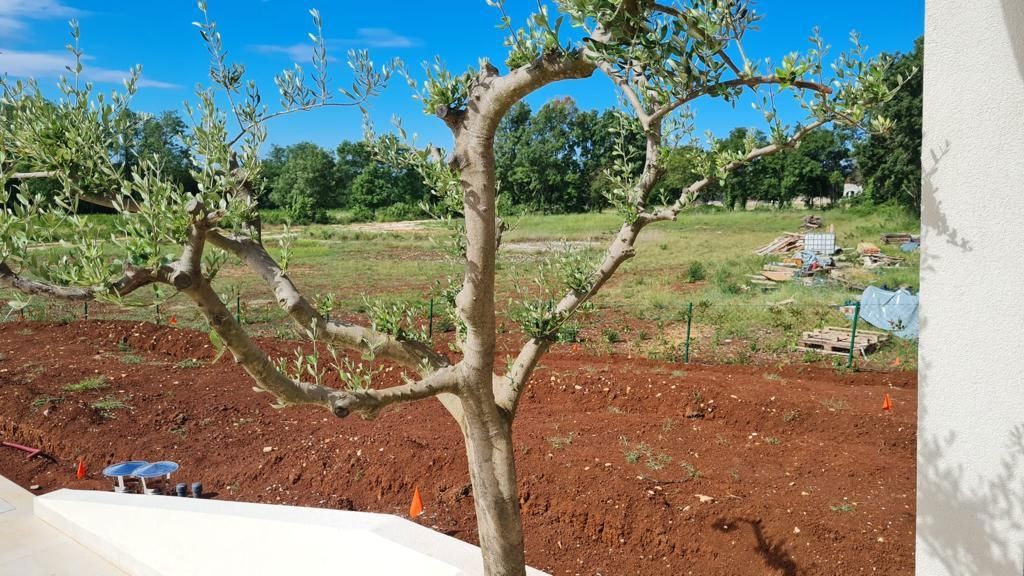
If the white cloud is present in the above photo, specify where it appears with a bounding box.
[250,42,316,62]
[249,28,420,61]
[349,28,419,48]
[0,49,179,89]
[0,0,79,40]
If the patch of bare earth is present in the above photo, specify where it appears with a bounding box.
[0,321,915,575]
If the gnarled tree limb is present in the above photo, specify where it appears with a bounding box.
[205,230,450,371]
[332,365,461,419]
[184,274,461,419]
[0,261,168,302]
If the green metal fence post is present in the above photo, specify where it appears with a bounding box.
[156,304,161,325]
[83,301,88,321]
[684,302,693,364]
[428,298,434,338]
[236,296,241,325]
[847,301,861,368]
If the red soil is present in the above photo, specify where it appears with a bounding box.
[0,321,916,575]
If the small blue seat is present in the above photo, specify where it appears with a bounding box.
[101,460,149,493]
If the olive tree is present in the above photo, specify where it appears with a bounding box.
[0,2,907,574]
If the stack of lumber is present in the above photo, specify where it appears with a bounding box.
[801,215,823,229]
[754,233,804,256]
[797,326,889,357]
[748,262,815,286]
[861,253,904,268]
[880,233,918,245]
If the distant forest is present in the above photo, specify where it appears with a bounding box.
[7,39,921,225]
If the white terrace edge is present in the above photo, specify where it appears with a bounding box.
[33,488,549,576]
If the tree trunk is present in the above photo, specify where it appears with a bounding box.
[462,409,526,576]
[454,125,527,575]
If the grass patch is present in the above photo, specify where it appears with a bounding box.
[645,452,672,471]
[63,376,107,393]
[601,328,621,344]
[30,395,64,411]
[680,461,702,481]
[619,437,672,471]
[174,359,203,369]
[821,397,850,413]
[7,207,919,368]
[90,396,129,418]
[121,354,143,365]
[546,432,575,449]
[831,501,856,513]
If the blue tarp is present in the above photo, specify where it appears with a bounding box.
[859,286,919,339]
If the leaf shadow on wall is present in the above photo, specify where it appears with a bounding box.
[918,141,1023,574]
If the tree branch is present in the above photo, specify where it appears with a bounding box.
[8,171,140,212]
[651,76,832,123]
[593,60,650,127]
[495,219,643,414]
[205,230,449,370]
[0,261,167,301]
[182,270,461,420]
[472,52,597,136]
[182,277,341,405]
[9,171,57,180]
[332,366,461,419]
[497,118,829,414]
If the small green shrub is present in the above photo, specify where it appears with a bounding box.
[685,261,707,283]
[556,322,582,343]
[601,328,621,344]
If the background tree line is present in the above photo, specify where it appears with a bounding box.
[3,38,921,223]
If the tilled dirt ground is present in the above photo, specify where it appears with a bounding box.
[0,321,915,575]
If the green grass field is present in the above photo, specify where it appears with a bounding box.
[4,205,920,370]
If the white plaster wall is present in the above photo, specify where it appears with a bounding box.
[918,1,1024,574]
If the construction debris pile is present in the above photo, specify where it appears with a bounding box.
[751,224,838,287]
[751,224,917,288]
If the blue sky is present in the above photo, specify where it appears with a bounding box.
[0,1,923,152]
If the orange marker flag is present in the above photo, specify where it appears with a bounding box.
[76,459,86,480]
[169,316,178,326]
[882,393,893,411]
[409,487,424,519]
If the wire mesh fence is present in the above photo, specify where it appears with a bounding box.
[0,294,915,370]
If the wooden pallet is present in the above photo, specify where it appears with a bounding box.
[797,326,889,357]
[880,233,916,245]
